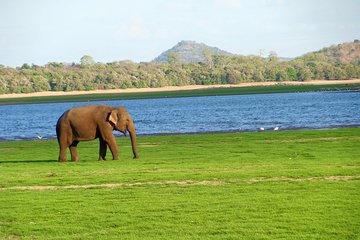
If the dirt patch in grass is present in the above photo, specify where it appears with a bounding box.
[261,136,360,143]
[245,175,360,183]
[0,180,225,191]
[0,148,17,152]
[323,175,358,181]
[1,176,359,191]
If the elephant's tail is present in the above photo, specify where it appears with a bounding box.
[56,113,66,143]
[56,118,61,143]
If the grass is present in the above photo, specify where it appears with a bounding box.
[0,128,359,239]
[1,83,360,105]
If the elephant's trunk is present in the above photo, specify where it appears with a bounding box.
[127,120,139,159]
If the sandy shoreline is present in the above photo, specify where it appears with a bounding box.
[1,79,359,99]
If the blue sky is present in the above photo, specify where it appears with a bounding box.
[1,0,359,67]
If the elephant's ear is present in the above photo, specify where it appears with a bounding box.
[108,110,118,125]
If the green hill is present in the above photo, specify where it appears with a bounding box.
[153,40,233,63]
[303,40,360,64]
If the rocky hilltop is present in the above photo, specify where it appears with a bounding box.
[153,40,233,63]
[302,40,360,64]
[154,40,360,65]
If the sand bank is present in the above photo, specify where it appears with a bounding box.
[1,79,359,99]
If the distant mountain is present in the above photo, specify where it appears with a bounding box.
[303,40,360,64]
[153,40,233,63]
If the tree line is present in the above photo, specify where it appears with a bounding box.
[0,51,359,94]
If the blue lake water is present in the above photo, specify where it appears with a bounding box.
[0,91,359,141]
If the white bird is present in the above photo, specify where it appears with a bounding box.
[273,127,279,131]
[37,135,43,140]
[259,127,265,131]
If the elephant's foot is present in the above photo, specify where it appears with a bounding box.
[71,156,80,162]
[58,153,67,162]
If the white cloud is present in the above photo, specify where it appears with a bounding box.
[163,1,199,11]
[153,24,172,38]
[212,0,243,9]
[260,0,285,7]
[117,16,150,39]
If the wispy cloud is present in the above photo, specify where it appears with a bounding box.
[117,16,149,39]
[212,0,243,9]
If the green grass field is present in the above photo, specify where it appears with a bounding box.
[1,83,360,105]
[1,128,359,239]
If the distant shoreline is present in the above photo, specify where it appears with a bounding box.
[1,79,360,99]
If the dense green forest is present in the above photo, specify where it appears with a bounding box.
[0,41,359,94]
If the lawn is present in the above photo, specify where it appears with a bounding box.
[0,128,359,239]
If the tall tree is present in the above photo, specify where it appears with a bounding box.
[203,49,214,69]
[80,55,95,67]
[268,51,279,62]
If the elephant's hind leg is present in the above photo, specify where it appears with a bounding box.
[58,147,67,162]
[69,141,80,162]
[58,138,68,162]
[99,138,107,160]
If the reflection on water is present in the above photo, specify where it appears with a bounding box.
[0,91,359,141]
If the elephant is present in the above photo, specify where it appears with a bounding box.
[56,105,138,162]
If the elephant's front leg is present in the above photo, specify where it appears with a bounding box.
[107,135,119,160]
[99,138,107,160]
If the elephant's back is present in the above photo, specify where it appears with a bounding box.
[56,105,112,129]
[68,105,111,116]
